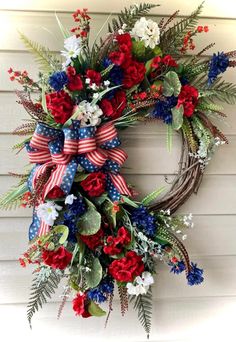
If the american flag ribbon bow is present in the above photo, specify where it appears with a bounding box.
[25,121,131,236]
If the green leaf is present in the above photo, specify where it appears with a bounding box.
[103,200,116,227]
[132,40,146,59]
[171,105,184,130]
[121,196,139,208]
[55,13,70,39]
[41,87,48,114]
[77,200,101,236]
[84,257,103,288]
[73,172,89,182]
[52,225,69,244]
[88,301,106,317]
[163,71,181,97]
[142,186,166,206]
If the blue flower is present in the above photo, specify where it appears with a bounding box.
[187,262,204,286]
[103,58,124,87]
[170,261,186,274]
[208,52,229,85]
[67,196,86,216]
[131,205,157,237]
[152,96,178,124]
[49,71,68,91]
[87,277,114,303]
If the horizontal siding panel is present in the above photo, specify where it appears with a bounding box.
[1,256,236,304]
[1,297,236,341]
[0,215,235,260]
[0,11,235,53]
[0,134,236,175]
[0,175,236,216]
[0,0,236,18]
[1,298,235,341]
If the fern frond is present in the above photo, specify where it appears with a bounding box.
[160,2,204,55]
[142,186,166,206]
[27,268,61,328]
[182,118,197,152]
[19,31,60,73]
[108,3,158,33]
[201,80,236,105]
[0,182,28,210]
[132,288,152,338]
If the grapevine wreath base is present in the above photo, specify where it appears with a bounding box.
[1,2,236,337]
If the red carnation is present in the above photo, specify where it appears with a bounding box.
[86,69,101,85]
[66,66,83,91]
[109,51,125,66]
[42,246,72,270]
[162,55,178,67]
[151,56,161,69]
[108,251,144,282]
[80,172,106,197]
[46,90,74,124]
[177,85,199,117]
[116,33,132,50]
[123,61,146,89]
[72,292,91,318]
[79,229,104,250]
[46,186,65,199]
[104,227,131,255]
[100,90,127,119]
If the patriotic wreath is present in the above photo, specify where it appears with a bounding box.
[1,2,236,337]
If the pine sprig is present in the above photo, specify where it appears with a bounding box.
[19,31,61,73]
[132,288,152,339]
[108,3,158,32]
[27,268,61,328]
[160,2,204,55]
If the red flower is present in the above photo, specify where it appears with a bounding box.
[46,186,65,199]
[80,172,106,197]
[177,85,199,117]
[86,69,101,85]
[104,227,131,255]
[109,51,125,66]
[66,66,83,91]
[116,33,132,50]
[42,246,72,270]
[72,293,91,318]
[123,61,146,89]
[151,56,161,69]
[109,251,144,282]
[162,55,178,67]
[46,90,74,124]
[100,90,127,119]
[79,229,104,250]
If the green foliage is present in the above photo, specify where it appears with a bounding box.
[191,115,213,156]
[84,256,103,289]
[163,71,182,97]
[142,186,166,206]
[0,182,28,210]
[132,288,152,338]
[108,3,158,32]
[52,225,69,244]
[182,118,197,152]
[27,268,61,328]
[171,105,184,130]
[160,2,204,55]
[77,199,101,235]
[201,80,236,105]
[19,31,61,73]
[88,301,106,317]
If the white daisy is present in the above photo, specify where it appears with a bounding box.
[61,35,82,66]
[37,201,62,226]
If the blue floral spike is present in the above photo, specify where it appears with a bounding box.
[152,96,178,124]
[131,204,156,237]
[49,71,68,91]
[87,277,114,303]
[208,52,229,85]
[187,262,204,286]
[170,261,186,274]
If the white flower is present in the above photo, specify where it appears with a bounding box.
[85,78,91,84]
[126,272,154,296]
[131,17,160,49]
[76,100,103,127]
[104,80,110,87]
[37,202,62,226]
[65,194,77,205]
[61,35,82,66]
